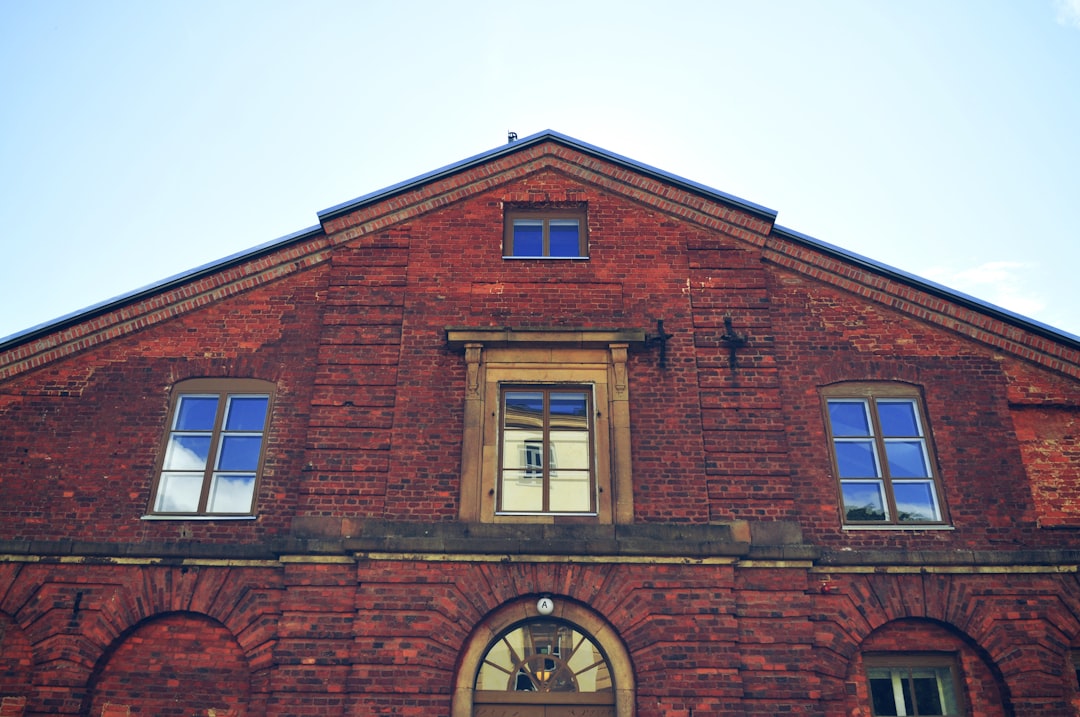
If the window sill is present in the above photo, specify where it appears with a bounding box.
[842,524,954,531]
[501,255,589,260]
[141,514,258,521]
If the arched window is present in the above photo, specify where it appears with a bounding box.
[452,600,635,717]
[476,620,613,694]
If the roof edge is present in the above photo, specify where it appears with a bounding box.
[771,224,1080,352]
[0,224,325,351]
[316,129,779,224]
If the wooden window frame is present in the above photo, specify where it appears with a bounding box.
[863,653,965,716]
[497,385,598,516]
[822,382,948,527]
[503,206,588,259]
[448,328,644,524]
[1072,650,1080,692]
[147,378,275,518]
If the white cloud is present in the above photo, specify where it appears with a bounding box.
[922,261,1047,319]
[1054,0,1080,28]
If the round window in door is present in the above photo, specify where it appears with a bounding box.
[474,620,616,715]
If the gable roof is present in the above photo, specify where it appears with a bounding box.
[317,129,778,224]
[2,130,1078,379]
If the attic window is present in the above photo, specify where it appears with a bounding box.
[504,207,587,259]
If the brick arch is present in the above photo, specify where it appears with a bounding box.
[71,565,280,698]
[0,610,33,709]
[817,363,926,388]
[451,596,636,717]
[81,611,251,717]
[844,617,1013,717]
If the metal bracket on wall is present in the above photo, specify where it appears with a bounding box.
[645,319,675,369]
[719,314,748,372]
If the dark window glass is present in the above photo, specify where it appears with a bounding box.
[504,209,586,258]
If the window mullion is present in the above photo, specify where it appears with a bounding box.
[891,671,908,716]
[869,398,899,524]
[541,389,551,513]
[197,396,229,512]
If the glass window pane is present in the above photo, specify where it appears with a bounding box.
[174,396,218,431]
[894,481,941,522]
[550,431,590,469]
[502,431,543,470]
[912,675,944,714]
[224,396,268,431]
[885,440,930,477]
[501,471,543,512]
[549,471,591,512]
[842,481,888,521]
[869,675,899,715]
[512,220,543,256]
[878,399,921,436]
[549,392,588,430]
[548,220,580,257]
[828,400,871,436]
[163,435,212,470]
[216,435,264,471]
[207,474,255,513]
[505,391,544,429]
[155,472,203,512]
[835,440,880,477]
[934,667,959,713]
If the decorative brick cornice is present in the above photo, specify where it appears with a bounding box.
[321,142,775,247]
[0,236,332,380]
[763,235,1080,380]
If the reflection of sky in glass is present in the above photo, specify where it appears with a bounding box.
[894,482,939,521]
[512,220,543,256]
[842,481,887,520]
[550,392,586,414]
[548,220,580,257]
[835,441,879,477]
[225,396,268,430]
[550,392,588,430]
[218,435,263,471]
[207,474,255,513]
[884,440,929,477]
[156,392,269,513]
[175,396,218,430]
[878,400,919,436]
[505,391,543,428]
[163,435,210,470]
[155,472,202,512]
[828,400,870,436]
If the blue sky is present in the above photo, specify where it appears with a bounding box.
[2,0,1078,341]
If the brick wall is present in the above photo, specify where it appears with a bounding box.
[1,139,1079,715]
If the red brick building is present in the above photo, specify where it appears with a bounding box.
[1,130,1079,716]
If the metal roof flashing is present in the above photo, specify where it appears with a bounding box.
[0,225,324,350]
[316,129,778,224]
[2,133,1077,366]
[771,225,1080,351]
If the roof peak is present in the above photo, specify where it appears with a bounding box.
[316,129,777,223]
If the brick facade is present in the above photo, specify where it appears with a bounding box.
[1,131,1078,715]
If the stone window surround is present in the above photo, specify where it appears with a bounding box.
[448,328,645,524]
